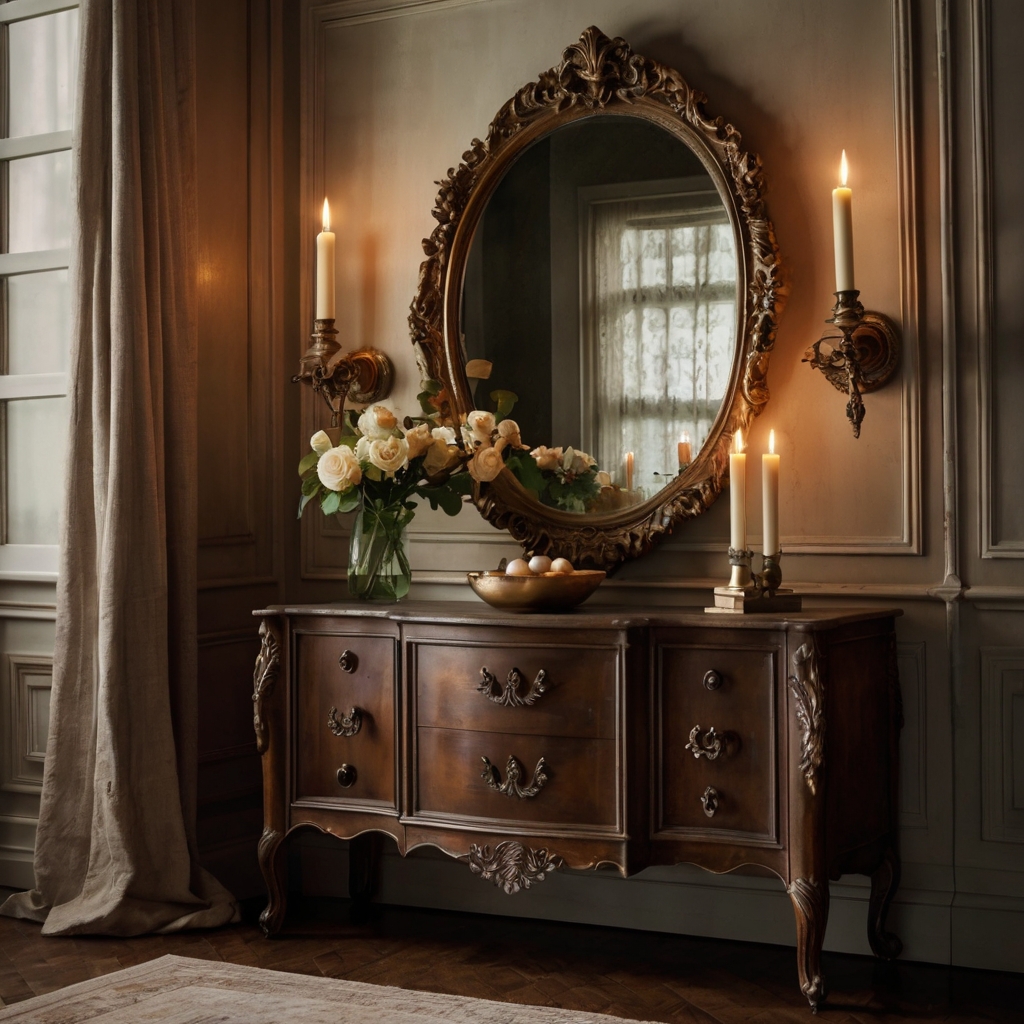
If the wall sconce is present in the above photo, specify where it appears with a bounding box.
[802,151,900,437]
[293,318,394,425]
[803,291,900,438]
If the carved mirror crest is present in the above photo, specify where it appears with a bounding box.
[409,27,781,570]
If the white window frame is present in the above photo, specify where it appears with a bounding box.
[0,0,78,579]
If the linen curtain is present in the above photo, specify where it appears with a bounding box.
[0,0,237,934]
[589,194,736,493]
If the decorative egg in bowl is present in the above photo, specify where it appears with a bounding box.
[467,558,606,612]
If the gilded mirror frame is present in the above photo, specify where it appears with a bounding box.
[409,26,781,570]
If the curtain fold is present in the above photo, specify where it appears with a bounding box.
[0,0,238,935]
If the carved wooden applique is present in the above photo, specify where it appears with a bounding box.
[252,618,281,755]
[789,640,824,795]
[476,666,550,707]
[468,841,562,894]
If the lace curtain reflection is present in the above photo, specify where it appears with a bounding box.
[589,193,736,492]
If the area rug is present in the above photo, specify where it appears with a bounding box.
[0,954,659,1023]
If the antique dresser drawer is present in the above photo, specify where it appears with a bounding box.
[415,727,620,831]
[653,631,781,845]
[294,630,397,809]
[411,638,619,739]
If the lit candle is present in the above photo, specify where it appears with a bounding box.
[316,198,336,320]
[729,429,746,553]
[832,150,855,292]
[677,430,692,468]
[625,451,634,492]
[762,429,780,557]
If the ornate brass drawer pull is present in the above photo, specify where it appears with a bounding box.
[477,667,549,707]
[701,786,720,817]
[327,706,362,737]
[685,725,724,760]
[338,650,358,673]
[703,670,722,691]
[336,764,357,788]
[480,754,548,798]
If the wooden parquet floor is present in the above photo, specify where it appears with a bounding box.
[0,892,1020,1023]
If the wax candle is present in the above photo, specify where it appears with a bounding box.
[316,198,336,320]
[677,431,692,468]
[625,451,634,492]
[762,429,780,557]
[832,150,855,292]
[729,429,746,552]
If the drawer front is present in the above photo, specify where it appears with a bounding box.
[416,727,620,831]
[413,640,618,739]
[655,636,779,844]
[294,631,397,808]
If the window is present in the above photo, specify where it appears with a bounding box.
[0,0,78,575]
[582,183,737,494]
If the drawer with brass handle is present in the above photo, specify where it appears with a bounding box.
[412,639,617,739]
[653,633,780,843]
[415,727,619,831]
[294,632,397,808]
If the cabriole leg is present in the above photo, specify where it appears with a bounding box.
[868,842,903,960]
[787,876,830,1012]
[257,827,289,937]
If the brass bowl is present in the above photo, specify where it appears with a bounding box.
[467,569,606,612]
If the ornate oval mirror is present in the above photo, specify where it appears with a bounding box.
[410,27,781,570]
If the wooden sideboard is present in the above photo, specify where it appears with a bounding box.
[252,602,903,1011]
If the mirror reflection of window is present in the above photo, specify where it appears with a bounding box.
[584,188,736,492]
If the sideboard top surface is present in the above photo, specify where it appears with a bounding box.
[252,601,902,632]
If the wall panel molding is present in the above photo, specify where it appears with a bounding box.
[974,0,1024,558]
[980,647,1024,843]
[1,654,51,795]
[898,641,929,829]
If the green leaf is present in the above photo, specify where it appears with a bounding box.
[301,473,322,497]
[416,484,464,517]
[446,471,476,496]
[490,389,518,423]
[298,451,320,477]
[320,489,342,515]
[337,491,361,514]
[505,451,545,498]
[297,492,314,519]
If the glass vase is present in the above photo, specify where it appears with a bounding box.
[347,502,412,601]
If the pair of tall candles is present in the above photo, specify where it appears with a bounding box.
[729,429,780,559]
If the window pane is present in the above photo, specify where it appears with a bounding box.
[7,270,70,375]
[6,396,68,545]
[8,9,79,138]
[7,151,72,253]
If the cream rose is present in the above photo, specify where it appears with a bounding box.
[316,445,362,492]
[310,430,333,455]
[404,422,433,459]
[367,436,409,475]
[567,448,596,475]
[466,410,496,447]
[468,444,506,482]
[497,418,527,449]
[596,470,613,489]
[357,404,398,439]
[431,425,457,444]
[531,445,563,471]
[355,435,372,463]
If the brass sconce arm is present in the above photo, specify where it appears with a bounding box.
[293,318,394,424]
[803,290,900,438]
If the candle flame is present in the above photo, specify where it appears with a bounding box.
[735,428,744,454]
[322,198,331,232]
[769,429,775,455]
[840,150,848,187]
[681,430,691,443]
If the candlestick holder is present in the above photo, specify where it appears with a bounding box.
[803,290,900,438]
[706,548,802,614]
[293,317,395,425]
